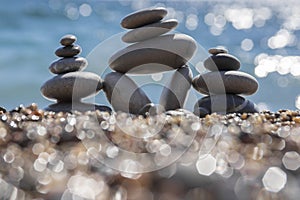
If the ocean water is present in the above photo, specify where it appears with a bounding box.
[1,0,300,112]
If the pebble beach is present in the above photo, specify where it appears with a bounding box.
[1,104,300,199]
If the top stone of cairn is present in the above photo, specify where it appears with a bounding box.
[121,7,168,29]
[60,34,77,46]
[208,47,228,55]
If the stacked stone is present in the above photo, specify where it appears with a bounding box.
[104,7,197,115]
[41,35,111,113]
[192,47,258,117]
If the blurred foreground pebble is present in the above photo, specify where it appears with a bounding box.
[0,104,300,199]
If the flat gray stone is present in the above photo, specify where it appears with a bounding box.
[192,71,258,95]
[55,45,81,58]
[159,66,192,111]
[60,34,77,46]
[208,47,228,55]
[109,34,197,74]
[45,102,112,113]
[121,7,167,29]
[41,71,103,102]
[193,94,258,117]
[49,57,87,74]
[104,72,151,114]
[204,53,240,71]
[122,19,178,43]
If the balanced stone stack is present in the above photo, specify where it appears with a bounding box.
[192,47,258,117]
[41,34,111,112]
[105,7,197,115]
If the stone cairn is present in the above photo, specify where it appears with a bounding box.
[104,7,197,115]
[192,47,258,117]
[41,34,111,113]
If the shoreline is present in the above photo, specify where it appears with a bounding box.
[0,103,299,199]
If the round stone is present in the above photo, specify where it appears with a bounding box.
[159,66,192,111]
[41,72,103,102]
[193,94,258,117]
[45,102,112,113]
[204,53,240,71]
[109,34,197,74]
[55,45,81,58]
[122,19,178,43]
[60,34,77,46]
[104,72,151,114]
[208,47,228,55]
[49,57,88,74]
[121,7,167,29]
[192,71,258,95]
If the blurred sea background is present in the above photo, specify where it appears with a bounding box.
[1,0,300,112]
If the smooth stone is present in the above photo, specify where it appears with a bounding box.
[104,72,151,114]
[204,53,240,71]
[60,34,77,46]
[159,66,192,111]
[193,94,258,117]
[192,71,258,95]
[55,45,81,58]
[165,109,194,117]
[109,34,197,74]
[121,7,167,29]
[45,102,112,113]
[138,103,164,116]
[208,47,228,55]
[41,71,103,102]
[122,19,178,43]
[49,57,87,74]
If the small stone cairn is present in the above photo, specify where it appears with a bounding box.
[192,47,258,117]
[41,35,111,112]
[104,7,197,115]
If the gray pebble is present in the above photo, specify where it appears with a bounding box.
[45,102,112,113]
[121,7,167,29]
[204,53,240,71]
[104,72,151,114]
[192,71,258,95]
[0,106,6,113]
[193,94,258,117]
[41,71,103,102]
[109,34,197,74]
[49,57,87,74]
[165,109,194,117]
[55,45,81,58]
[159,66,192,111]
[60,34,77,46]
[138,103,164,116]
[208,47,228,55]
[122,19,178,43]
